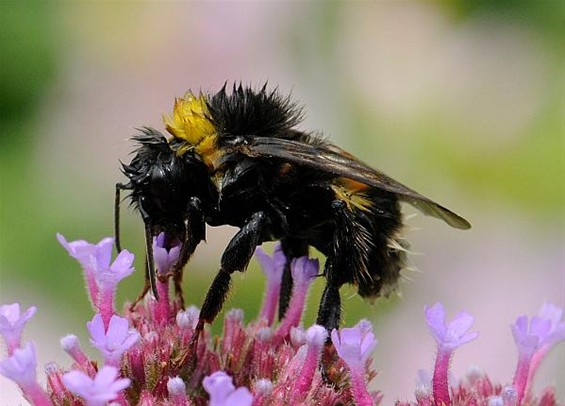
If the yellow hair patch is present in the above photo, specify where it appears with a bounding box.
[163,92,216,147]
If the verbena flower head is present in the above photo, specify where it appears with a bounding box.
[0,235,563,406]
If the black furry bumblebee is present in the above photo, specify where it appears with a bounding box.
[115,84,470,340]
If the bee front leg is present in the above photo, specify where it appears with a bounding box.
[183,211,267,369]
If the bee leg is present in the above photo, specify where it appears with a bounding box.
[173,197,206,308]
[316,280,344,385]
[114,182,131,254]
[278,238,309,320]
[316,282,342,334]
[184,211,267,369]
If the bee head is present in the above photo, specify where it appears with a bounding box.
[121,127,209,239]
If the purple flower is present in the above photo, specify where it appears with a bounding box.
[255,243,286,325]
[151,233,182,323]
[512,302,565,359]
[424,303,478,406]
[511,302,565,403]
[0,342,38,387]
[424,302,478,351]
[58,234,135,324]
[87,313,140,366]
[291,256,319,285]
[331,320,377,370]
[176,306,200,330]
[255,242,286,280]
[0,342,51,406]
[153,232,181,274]
[63,365,131,406]
[0,303,37,355]
[331,320,378,406]
[202,370,253,406]
[167,376,188,405]
[273,257,318,343]
[292,325,327,399]
[57,233,114,274]
[511,315,549,358]
[60,334,92,372]
[511,302,565,376]
[254,378,274,396]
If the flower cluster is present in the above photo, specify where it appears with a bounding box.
[0,234,563,405]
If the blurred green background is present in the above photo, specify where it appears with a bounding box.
[1,1,563,403]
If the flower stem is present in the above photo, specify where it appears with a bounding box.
[98,287,115,329]
[513,352,532,404]
[259,279,280,326]
[432,348,451,405]
[273,288,307,344]
[153,278,171,325]
[23,382,52,406]
[350,368,373,406]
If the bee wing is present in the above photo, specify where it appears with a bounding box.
[241,136,471,230]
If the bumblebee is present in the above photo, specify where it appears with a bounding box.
[115,84,470,338]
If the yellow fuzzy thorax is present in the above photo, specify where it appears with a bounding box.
[163,92,216,156]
